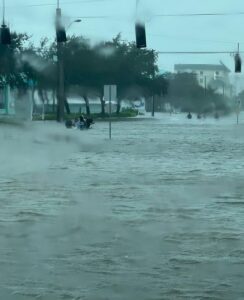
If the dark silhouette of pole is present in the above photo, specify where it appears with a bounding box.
[3,0,5,24]
[56,4,65,122]
[152,70,155,117]
[109,86,112,140]
[57,40,65,122]
[152,95,155,117]
[204,76,207,96]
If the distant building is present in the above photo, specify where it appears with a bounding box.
[43,98,102,114]
[174,62,232,97]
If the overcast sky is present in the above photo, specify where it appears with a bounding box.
[4,0,244,74]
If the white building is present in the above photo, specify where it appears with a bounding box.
[174,62,232,97]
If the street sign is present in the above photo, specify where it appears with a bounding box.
[104,85,117,102]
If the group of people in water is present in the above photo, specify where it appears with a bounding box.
[187,112,219,120]
[65,115,94,130]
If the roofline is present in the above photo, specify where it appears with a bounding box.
[174,63,231,73]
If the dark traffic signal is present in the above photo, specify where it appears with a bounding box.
[135,22,147,49]
[56,7,67,43]
[0,24,11,45]
[56,26,67,43]
[235,53,242,73]
[1,0,11,45]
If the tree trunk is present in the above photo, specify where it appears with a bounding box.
[116,98,121,115]
[83,95,90,116]
[64,96,71,114]
[152,95,155,117]
[38,89,45,120]
[31,87,37,114]
[44,90,50,114]
[52,89,56,113]
[100,95,105,116]
[42,101,45,121]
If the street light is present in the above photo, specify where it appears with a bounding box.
[67,19,82,31]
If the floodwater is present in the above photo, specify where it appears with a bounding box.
[1,114,244,300]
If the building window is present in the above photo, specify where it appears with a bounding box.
[215,71,219,75]
[200,78,204,84]
[200,71,203,75]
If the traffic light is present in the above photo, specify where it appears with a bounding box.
[235,53,242,73]
[56,26,67,43]
[0,24,11,45]
[56,7,67,43]
[135,22,147,49]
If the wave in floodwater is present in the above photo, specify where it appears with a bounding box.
[1,114,244,300]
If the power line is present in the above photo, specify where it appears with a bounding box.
[75,15,111,19]
[150,33,241,45]
[3,0,244,18]
[3,0,113,9]
[148,33,236,44]
[122,30,243,48]
[158,51,242,55]
[155,12,244,17]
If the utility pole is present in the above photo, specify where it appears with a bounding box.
[56,1,65,122]
[204,76,207,96]
[152,70,155,117]
[57,39,65,122]
[236,99,241,125]
[152,95,155,117]
[109,86,112,140]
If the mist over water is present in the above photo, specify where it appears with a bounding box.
[1,114,244,299]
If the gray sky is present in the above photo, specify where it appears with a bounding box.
[4,0,244,73]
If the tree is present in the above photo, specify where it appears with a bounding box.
[167,72,230,114]
[60,34,160,115]
[0,32,167,117]
[99,36,159,114]
[0,32,30,90]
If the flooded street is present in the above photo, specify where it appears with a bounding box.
[1,114,244,300]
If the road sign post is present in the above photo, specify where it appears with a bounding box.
[104,85,117,140]
[236,99,241,125]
